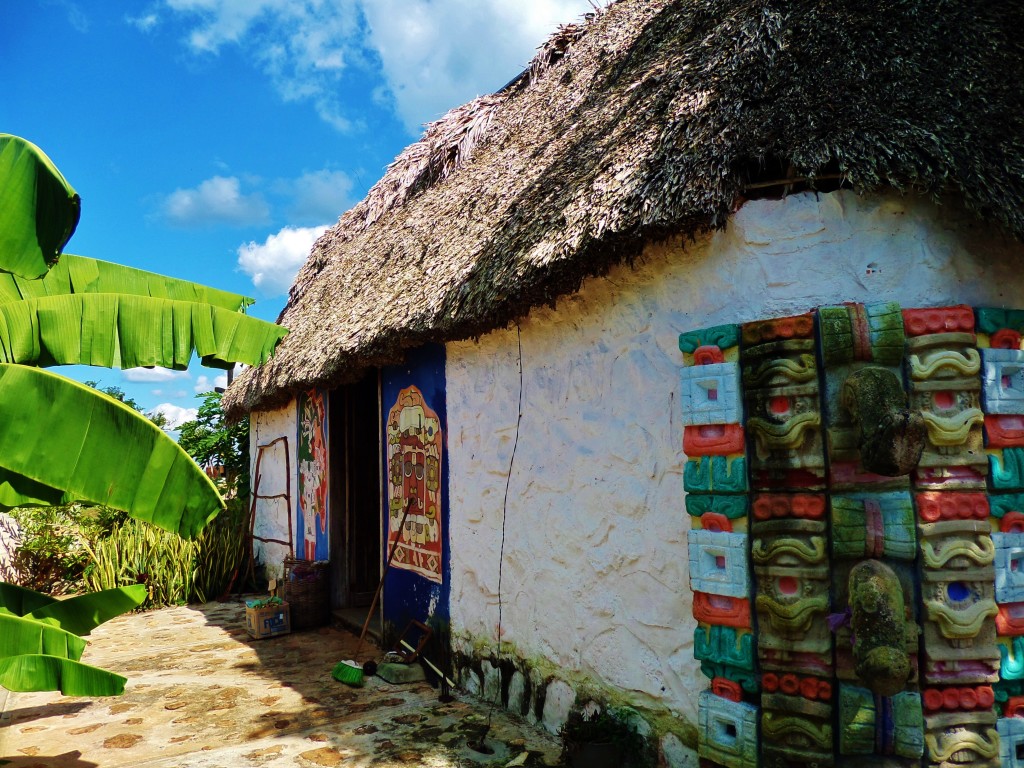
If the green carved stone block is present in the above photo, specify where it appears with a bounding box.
[679,324,739,354]
[838,685,875,755]
[831,493,916,560]
[1000,636,1024,681]
[684,455,748,494]
[990,492,1024,518]
[820,302,905,367]
[990,448,1024,491]
[976,307,1024,335]
[995,677,1024,703]
[838,685,923,759]
[685,494,749,519]
[694,624,755,671]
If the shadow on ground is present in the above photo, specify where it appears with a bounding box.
[0,598,562,767]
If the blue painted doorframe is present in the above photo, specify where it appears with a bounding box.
[380,343,450,645]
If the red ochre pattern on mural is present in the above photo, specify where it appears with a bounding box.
[386,386,443,584]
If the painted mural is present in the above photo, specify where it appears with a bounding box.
[386,385,443,583]
[297,388,329,561]
[684,304,1024,768]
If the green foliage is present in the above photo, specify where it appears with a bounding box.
[5,505,93,594]
[0,135,80,280]
[0,582,143,696]
[0,654,126,696]
[83,380,167,428]
[0,365,225,538]
[178,391,250,496]
[561,705,652,767]
[82,497,248,608]
[25,585,148,636]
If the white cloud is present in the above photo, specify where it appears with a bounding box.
[362,0,595,130]
[237,224,329,296]
[150,403,199,429]
[162,0,362,130]
[127,12,159,31]
[162,175,270,227]
[123,367,191,383]
[283,169,353,224]
[46,0,90,33]
[194,373,228,393]
[149,0,596,133]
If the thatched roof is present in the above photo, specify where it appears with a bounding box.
[225,0,1024,418]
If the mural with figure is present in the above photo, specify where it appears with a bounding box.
[297,389,329,561]
[685,303,1024,768]
[386,385,443,583]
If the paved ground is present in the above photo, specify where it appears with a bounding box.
[0,599,563,767]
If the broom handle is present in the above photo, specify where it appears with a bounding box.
[356,497,415,658]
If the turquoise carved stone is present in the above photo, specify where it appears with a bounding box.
[684,455,748,494]
[990,448,1024,491]
[679,324,739,354]
[685,494,749,519]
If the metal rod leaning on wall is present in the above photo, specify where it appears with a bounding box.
[355,497,416,660]
[398,639,457,689]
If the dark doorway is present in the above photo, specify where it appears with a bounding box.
[329,369,382,612]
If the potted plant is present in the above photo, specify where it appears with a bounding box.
[560,704,646,768]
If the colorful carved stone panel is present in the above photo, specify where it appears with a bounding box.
[688,530,749,598]
[838,684,924,759]
[742,314,825,490]
[903,306,985,490]
[682,322,759,758]
[681,304,1024,768]
[831,492,916,560]
[697,690,759,768]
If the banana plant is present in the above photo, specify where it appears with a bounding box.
[0,134,289,695]
[0,134,287,537]
[0,583,146,695]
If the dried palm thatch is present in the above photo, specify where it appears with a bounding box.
[225,0,1024,418]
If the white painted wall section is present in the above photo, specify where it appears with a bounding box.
[445,190,1024,729]
[250,399,298,578]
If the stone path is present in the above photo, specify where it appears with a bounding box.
[0,600,563,767]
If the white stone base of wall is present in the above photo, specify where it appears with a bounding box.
[453,637,698,767]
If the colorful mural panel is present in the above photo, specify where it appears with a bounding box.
[386,385,443,584]
[297,389,329,561]
[682,302,1024,768]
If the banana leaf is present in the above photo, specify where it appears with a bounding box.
[0,293,287,370]
[0,613,86,661]
[0,254,254,312]
[0,365,224,538]
[0,582,57,615]
[0,466,65,507]
[25,585,146,636]
[0,654,125,695]
[0,135,80,279]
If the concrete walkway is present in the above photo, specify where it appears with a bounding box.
[0,600,563,767]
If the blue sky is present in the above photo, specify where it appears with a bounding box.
[3,0,592,426]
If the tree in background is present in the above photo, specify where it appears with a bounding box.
[178,391,250,497]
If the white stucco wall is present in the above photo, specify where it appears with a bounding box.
[250,399,298,578]
[444,189,1024,736]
